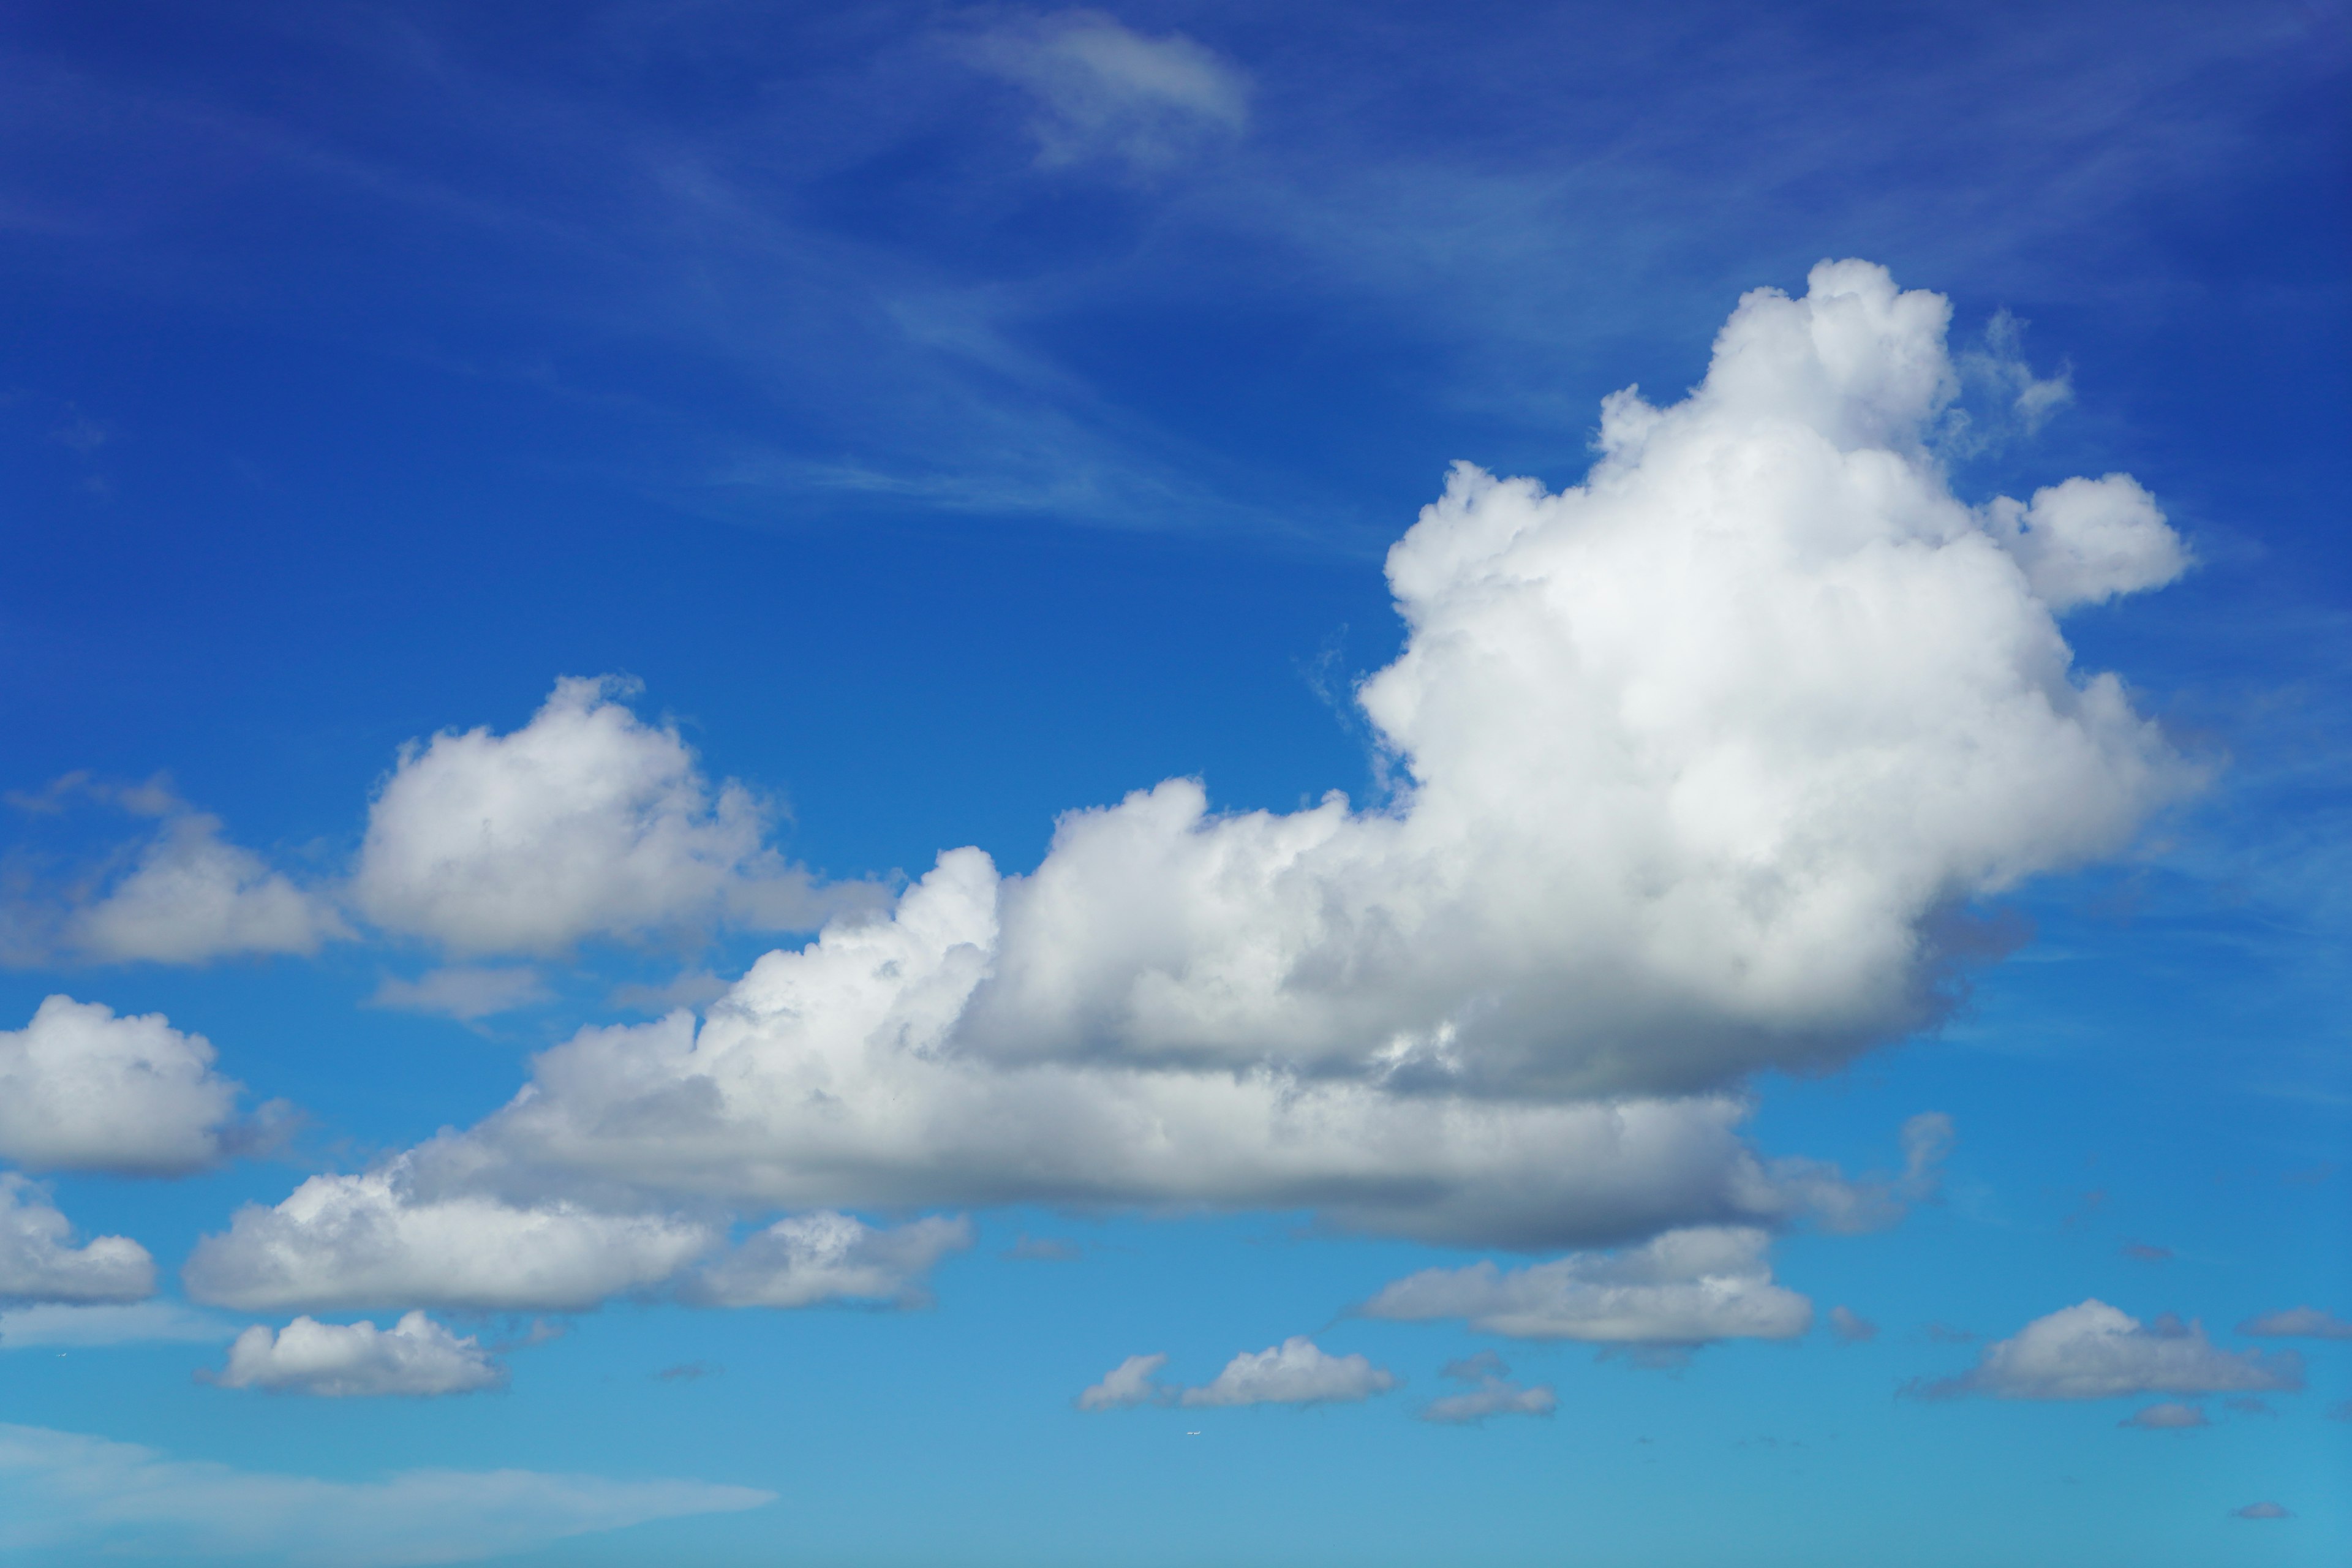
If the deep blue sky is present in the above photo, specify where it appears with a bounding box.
[1,3,2346,1564]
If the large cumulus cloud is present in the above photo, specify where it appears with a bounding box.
[187,261,2190,1312]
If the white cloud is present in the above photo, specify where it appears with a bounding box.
[686,1213,970,1308]
[1075,1352,1167,1411]
[0,1422,771,1566]
[1418,1355,1556,1424]
[972,10,1249,172]
[198,260,2184,1288]
[0,1301,232,1349]
[0,997,244,1174]
[0,1175,154,1305]
[368,966,551,1021]
[1920,1300,2304,1400]
[66,811,347,964]
[2119,1401,2207,1430]
[2237,1306,2352,1340]
[350,676,856,957]
[1178,1337,1395,1408]
[1360,1226,1811,1346]
[181,1164,717,1313]
[211,1312,503,1397]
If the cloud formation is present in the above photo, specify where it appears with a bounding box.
[1075,1352,1168,1411]
[191,261,2187,1304]
[0,1175,155,1305]
[2119,1401,2207,1429]
[1917,1300,2304,1401]
[1417,1354,1556,1424]
[368,967,551,1021]
[1361,1226,1811,1347]
[0,1422,771,1566]
[686,1213,970,1309]
[212,1312,504,1396]
[0,997,245,1175]
[2237,1306,2352,1340]
[351,677,853,957]
[971,10,1249,172]
[1828,1305,1878,1344]
[1178,1338,1396,1408]
[0,1301,230,1349]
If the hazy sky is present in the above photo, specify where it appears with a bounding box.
[1,2,2346,1564]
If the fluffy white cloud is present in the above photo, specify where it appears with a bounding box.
[66,812,347,964]
[198,260,2182,1295]
[0,1301,231,1349]
[1178,1338,1395,1408]
[971,10,1249,171]
[2237,1306,2352,1340]
[0,1175,154,1305]
[1075,1352,1169,1411]
[0,1422,771,1566]
[350,677,853,956]
[181,1164,717,1313]
[0,997,243,1175]
[687,1213,970,1308]
[1921,1300,2304,1400]
[2120,1402,2207,1430]
[1418,1354,1556,1424]
[212,1312,503,1396]
[1360,1226,1811,1346]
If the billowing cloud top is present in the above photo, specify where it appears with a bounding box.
[213,1311,505,1398]
[0,997,244,1175]
[1920,1300,2304,1400]
[186,261,2190,1313]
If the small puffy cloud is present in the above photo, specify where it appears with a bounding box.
[2230,1501,2292,1520]
[1361,1227,1811,1348]
[1918,1300,2304,1400]
[1418,1355,1555,1424]
[211,1312,504,1397]
[1178,1338,1396,1408]
[0,1422,771,1566]
[2237,1306,2352,1340]
[1076,1352,1168,1411]
[66,811,347,964]
[0,997,245,1174]
[350,677,854,957]
[971,10,1249,172]
[686,1213,970,1309]
[0,1175,154,1305]
[1828,1306,1878,1344]
[368,966,551,1021]
[181,1164,717,1313]
[2119,1402,2207,1430]
[1981,474,2187,611]
[0,1301,231,1349]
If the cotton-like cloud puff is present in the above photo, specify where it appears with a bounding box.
[191,260,2183,1306]
[685,1213,971,1308]
[1417,1354,1556,1424]
[970,10,1249,171]
[1828,1305,1878,1344]
[212,1312,503,1397]
[0,1422,771,1567]
[1361,1226,1811,1348]
[1178,1338,1396,1408]
[65,809,348,964]
[0,997,244,1174]
[350,676,858,957]
[1917,1300,2304,1400]
[2119,1402,2208,1430]
[1075,1352,1169,1411]
[2237,1306,2352,1340]
[0,1175,154,1305]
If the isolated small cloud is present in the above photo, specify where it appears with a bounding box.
[0,1175,154,1306]
[1916,1300,2303,1400]
[971,9,1249,172]
[687,1213,970,1309]
[1360,1227,1810,1348]
[0,996,245,1175]
[212,1312,504,1396]
[0,1300,230,1349]
[2237,1306,2352,1340]
[1417,1355,1554,1424]
[2230,1501,2291,1520]
[1828,1306,1878,1344]
[369,967,551,1021]
[2119,1401,2207,1430]
[66,810,347,964]
[0,1422,772,1566]
[2119,1242,2172,1263]
[1178,1338,1396,1408]
[1076,1352,1167,1411]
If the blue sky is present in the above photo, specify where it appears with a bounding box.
[0,2,2346,1563]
